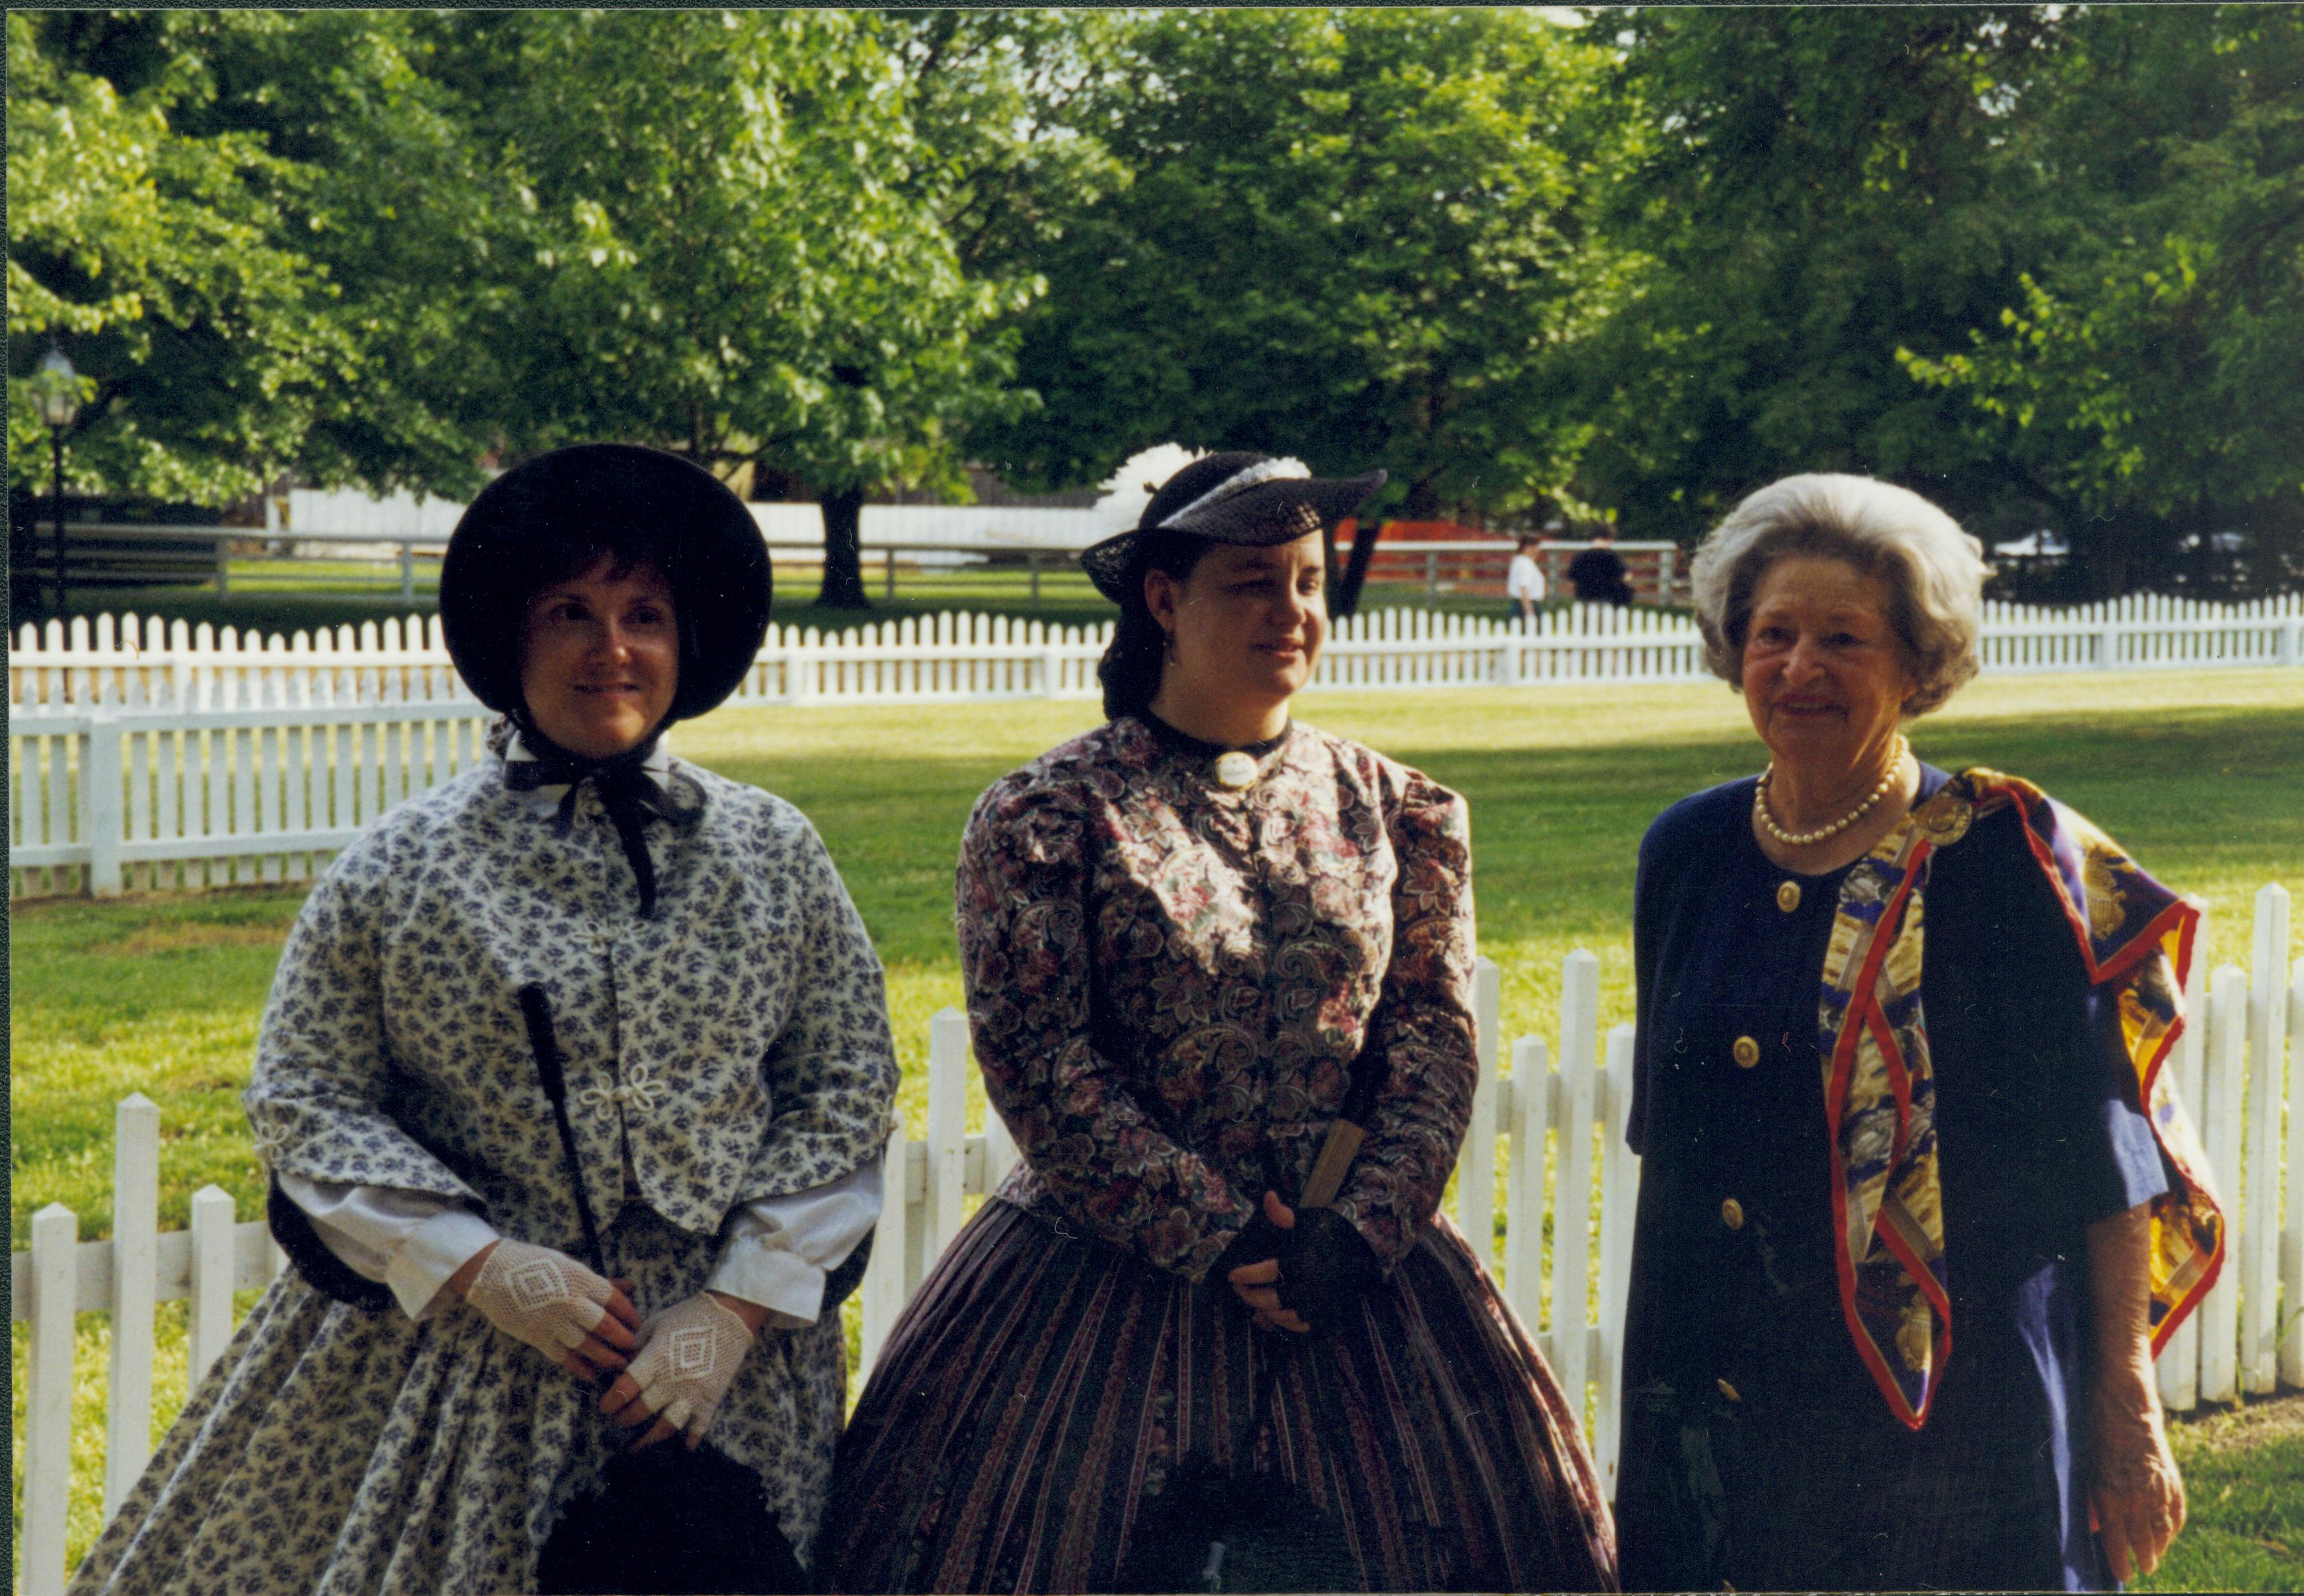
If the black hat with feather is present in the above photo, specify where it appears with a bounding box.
[1079,452,1386,605]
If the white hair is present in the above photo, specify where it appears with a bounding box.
[1688,473,1989,717]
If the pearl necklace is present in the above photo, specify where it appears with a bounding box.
[1754,736,1911,847]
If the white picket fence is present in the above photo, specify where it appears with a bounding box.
[9,703,489,898]
[13,890,2303,1596]
[12,596,2301,898]
[13,593,2303,713]
[283,484,1127,550]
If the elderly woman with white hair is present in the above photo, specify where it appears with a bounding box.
[1611,474,2225,1592]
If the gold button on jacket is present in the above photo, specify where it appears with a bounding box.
[1775,880,1801,913]
[1732,1034,1761,1069]
[1720,1197,1744,1230]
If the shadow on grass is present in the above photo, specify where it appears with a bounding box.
[56,579,1617,644]
[46,586,436,639]
[53,582,1127,639]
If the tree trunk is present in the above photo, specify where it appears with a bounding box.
[1401,473,1441,522]
[1332,518,1385,620]
[2071,509,2144,601]
[818,485,871,610]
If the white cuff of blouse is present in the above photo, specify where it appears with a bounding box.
[277,1155,883,1327]
[277,1175,501,1321]
[705,1157,882,1330]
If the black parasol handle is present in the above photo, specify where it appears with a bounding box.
[518,984,606,1272]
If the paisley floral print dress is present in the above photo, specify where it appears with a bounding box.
[823,715,1617,1593]
[67,746,899,1596]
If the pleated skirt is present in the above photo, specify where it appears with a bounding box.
[822,1199,1618,1594]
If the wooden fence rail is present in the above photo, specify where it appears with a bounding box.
[9,703,492,899]
[13,903,2301,1596]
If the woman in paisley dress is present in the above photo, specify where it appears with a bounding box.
[1613,473,2223,1591]
[822,453,1618,1594]
[68,445,899,1596]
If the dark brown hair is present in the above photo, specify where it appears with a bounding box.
[1097,527,1215,721]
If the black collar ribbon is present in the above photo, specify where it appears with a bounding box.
[503,737,694,918]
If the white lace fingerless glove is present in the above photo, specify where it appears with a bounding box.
[463,1240,614,1360]
[626,1294,756,1442]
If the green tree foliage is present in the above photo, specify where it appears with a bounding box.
[974,9,1629,528]
[1573,7,2058,548]
[1901,6,2304,596]
[9,9,1049,609]
[8,13,357,505]
[440,10,1036,608]
[883,9,1129,277]
[8,13,504,507]
[182,12,515,499]
[15,8,2299,602]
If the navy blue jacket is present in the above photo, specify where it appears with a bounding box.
[1615,768,2167,1592]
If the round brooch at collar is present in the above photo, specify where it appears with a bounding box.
[1212,750,1260,789]
[1914,789,1974,846]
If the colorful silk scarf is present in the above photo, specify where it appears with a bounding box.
[1817,767,2226,1428]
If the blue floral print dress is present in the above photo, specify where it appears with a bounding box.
[66,740,899,1596]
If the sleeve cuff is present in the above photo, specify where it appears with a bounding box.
[388,1209,501,1322]
[2088,1096,2173,1225]
[707,1157,885,1327]
[707,1246,828,1329]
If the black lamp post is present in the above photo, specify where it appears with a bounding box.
[31,344,82,618]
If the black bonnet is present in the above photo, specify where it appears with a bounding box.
[439,444,772,722]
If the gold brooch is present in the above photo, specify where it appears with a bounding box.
[1212,751,1258,790]
[1914,790,1973,846]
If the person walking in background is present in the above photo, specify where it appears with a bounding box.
[1612,473,2221,1591]
[823,451,1619,1595]
[1507,532,1548,625]
[68,446,899,1596]
[1564,525,1636,607]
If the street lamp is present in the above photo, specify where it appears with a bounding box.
[30,344,82,618]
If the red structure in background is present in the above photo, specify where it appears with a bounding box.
[1335,519,1684,606]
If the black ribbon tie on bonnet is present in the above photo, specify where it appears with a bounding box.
[505,738,699,919]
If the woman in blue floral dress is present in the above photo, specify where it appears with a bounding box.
[69,446,899,1596]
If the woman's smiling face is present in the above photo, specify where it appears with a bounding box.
[518,554,679,758]
[1738,554,1914,769]
[1150,532,1329,707]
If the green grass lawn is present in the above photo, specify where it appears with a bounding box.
[12,666,2303,1579]
[2142,1392,2304,1592]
